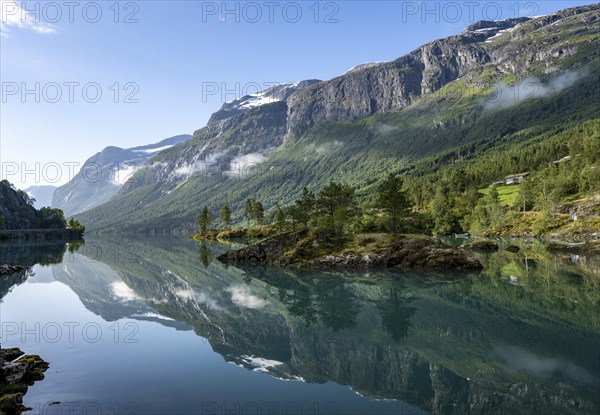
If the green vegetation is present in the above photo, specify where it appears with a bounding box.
[198,206,212,235]
[67,218,86,232]
[193,176,413,243]
[39,207,67,229]
[408,118,600,236]
[77,18,600,235]
[244,198,264,226]
[273,203,285,231]
[479,184,520,207]
[219,204,231,228]
[0,180,86,239]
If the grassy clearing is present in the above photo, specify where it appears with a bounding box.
[479,184,521,207]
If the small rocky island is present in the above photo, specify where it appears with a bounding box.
[218,231,483,271]
[0,348,49,414]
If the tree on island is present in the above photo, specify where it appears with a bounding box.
[316,182,356,242]
[39,207,67,229]
[376,173,411,233]
[67,218,85,232]
[273,203,286,231]
[220,204,231,228]
[286,187,315,230]
[198,206,212,235]
[253,201,264,225]
[244,198,264,226]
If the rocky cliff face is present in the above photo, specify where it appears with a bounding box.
[125,4,599,188]
[286,4,598,137]
[122,81,321,192]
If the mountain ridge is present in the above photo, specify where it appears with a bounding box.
[52,134,192,216]
[77,3,600,233]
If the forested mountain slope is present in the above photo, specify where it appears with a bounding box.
[78,4,600,233]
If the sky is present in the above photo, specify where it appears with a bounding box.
[1,0,596,188]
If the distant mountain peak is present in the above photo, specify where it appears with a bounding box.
[52,134,192,216]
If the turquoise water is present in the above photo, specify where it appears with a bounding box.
[1,237,598,414]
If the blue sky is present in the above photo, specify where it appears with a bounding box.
[1,0,596,188]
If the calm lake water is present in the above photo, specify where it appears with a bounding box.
[1,236,598,415]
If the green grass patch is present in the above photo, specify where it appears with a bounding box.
[479,184,521,207]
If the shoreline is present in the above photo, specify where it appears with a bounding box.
[0,229,84,242]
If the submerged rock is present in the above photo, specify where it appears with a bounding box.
[546,240,600,255]
[463,240,500,252]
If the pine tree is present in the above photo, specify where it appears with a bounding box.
[317,182,355,219]
[252,201,264,226]
[376,174,411,232]
[198,206,212,235]
[516,179,534,212]
[430,182,458,235]
[316,182,356,241]
[273,203,286,231]
[244,198,255,226]
[220,204,231,228]
[286,204,304,231]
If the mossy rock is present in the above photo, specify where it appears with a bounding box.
[0,393,26,414]
[0,349,24,363]
[16,355,49,383]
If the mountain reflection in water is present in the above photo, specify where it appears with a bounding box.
[0,236,598,415]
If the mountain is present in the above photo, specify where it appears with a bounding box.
[52,135,192,217]
[78,4,600,233]
[0,180,42,229]
[24,185,56,209]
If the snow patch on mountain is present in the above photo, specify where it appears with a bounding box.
[135,144,175,154]
[345,62,388,74]
[485,26,518,42]
[238,91,282,109]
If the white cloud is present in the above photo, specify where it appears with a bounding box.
[305,140,344,157]
[174,152,226,179]
[1,1,57,36]
[112,165,138,185]
[174,287,222,310]
[226,152,268,177]
[226,285,266,309]
[482,71,582,110]
[110,281,141,302]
